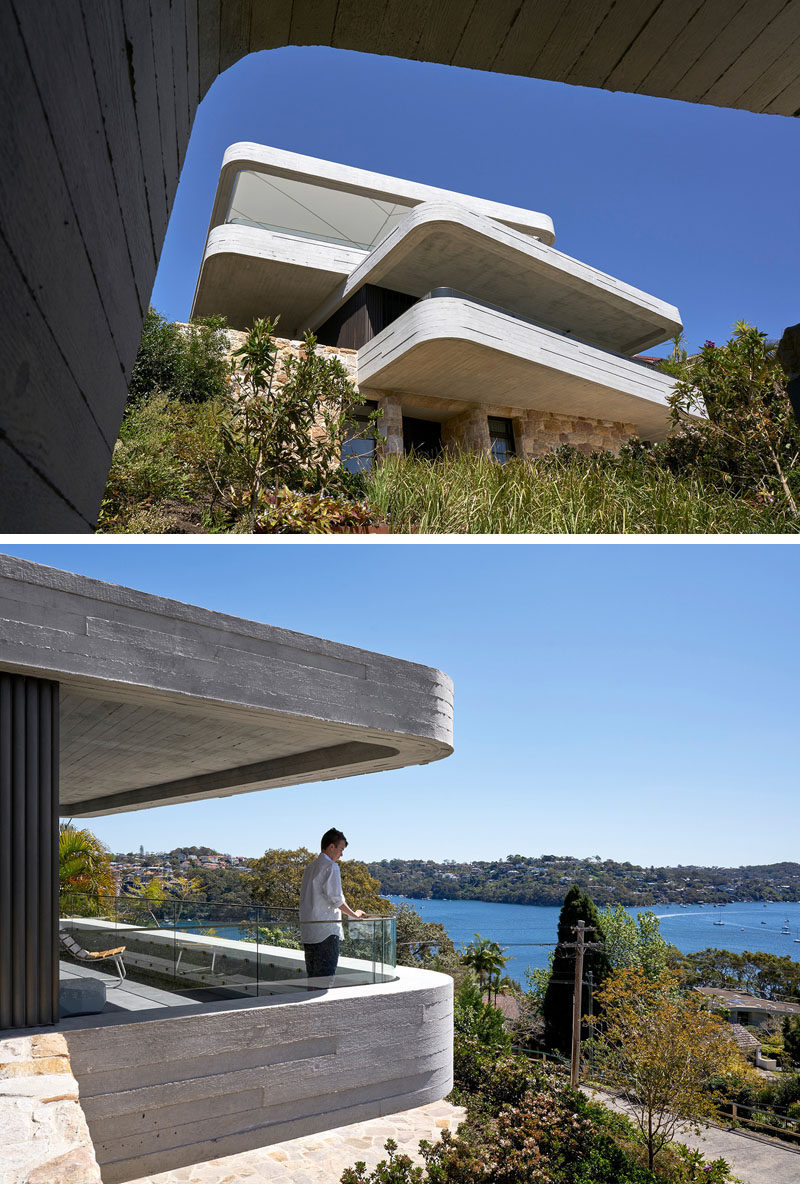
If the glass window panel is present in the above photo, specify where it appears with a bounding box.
[227,171,413,251]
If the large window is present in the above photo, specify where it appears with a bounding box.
[227,171,412,252]
[488,417,516,463]
[341,401,379,474]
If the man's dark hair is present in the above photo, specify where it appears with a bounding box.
[321,828,347,851]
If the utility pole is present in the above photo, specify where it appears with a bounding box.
[566,922,603,1087]
[571,921,587,1086]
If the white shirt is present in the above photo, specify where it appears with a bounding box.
[299,852,346,943]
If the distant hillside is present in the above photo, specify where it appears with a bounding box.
[367,855,800,907]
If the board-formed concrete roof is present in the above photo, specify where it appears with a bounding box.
[357,296,677,440]
[0,557,453,816]
[306,201,682,355]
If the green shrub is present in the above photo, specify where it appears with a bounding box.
[251,486,379,534]
[127,308,230,405]
[98,392,242,532]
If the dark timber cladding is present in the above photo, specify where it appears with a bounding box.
[0,673,60,1029]
[315,285,417,350]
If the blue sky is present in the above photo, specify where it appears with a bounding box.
[153,46,800,356]
[7,542,799,868]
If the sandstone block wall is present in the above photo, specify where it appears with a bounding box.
[370,391,637,459]
[0,1033,102,1184]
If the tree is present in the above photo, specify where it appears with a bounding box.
[662,322,800,512]
[782,1016,800,1067]
[246,847,393,916]
[125,874,201,926]
[460,934,508,1004]
[127,307,229,406]
[395,902,461,977]
[59,823,115,901]
[590,969,750,1169]
[599,904,669,978]
[453,975,511,1050]
[542,885,612,1057]
[221,317,381,510]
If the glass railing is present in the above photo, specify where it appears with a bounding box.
[58,892,396,999]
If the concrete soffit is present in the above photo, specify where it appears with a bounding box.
[0,557,454,817]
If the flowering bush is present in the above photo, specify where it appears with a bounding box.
[341,1037,740,1184]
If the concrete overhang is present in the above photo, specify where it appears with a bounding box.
[307,201,682,355]
[205,143,556,246]
[357,297,677,441]
[0,557,453,817]
[191,223,367,331]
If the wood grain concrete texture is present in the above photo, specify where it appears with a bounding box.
[192,224,365,333]
[63,968,453,1182]
[203,142,555,246]
[358,298,677,440]
[125,1100,466,1184]
[305,200,681,355]
[0,555,453,814]
[2,1,796,530]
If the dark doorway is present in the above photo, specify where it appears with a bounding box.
[403,417,442,459]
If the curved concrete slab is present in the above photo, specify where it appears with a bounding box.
[0,556,453,816]
[61,966,454,1183]
[357,297,677,440]
[307,200,682,355]
[207,143,556,246]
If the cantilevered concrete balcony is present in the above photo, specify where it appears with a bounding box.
[309,201,682,356]
[357,295,677,441]
[47,904,453,1183]
[191,144,556,334]
[44,958,453,1183]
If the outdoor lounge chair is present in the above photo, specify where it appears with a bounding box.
[59,928,127,987]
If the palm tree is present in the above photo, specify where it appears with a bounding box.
[461,934,509,1004]
[59,823,115,911]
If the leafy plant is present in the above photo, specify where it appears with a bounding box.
[59,824,115,898]
[363,450,794,534]
[589,969,752,1169]
[252,485,379,534]
[453,976,511,1050]
[127,308,230,406]
[221,317,382,511]
[661,322,800,513]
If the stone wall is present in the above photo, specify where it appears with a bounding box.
[369,390,637,458]
[223,329,358,384]
[205,333,636,459]
[0,1033,102,1184]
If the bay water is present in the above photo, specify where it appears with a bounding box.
[388,896,800,986]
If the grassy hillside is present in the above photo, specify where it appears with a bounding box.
[99,394,797,534]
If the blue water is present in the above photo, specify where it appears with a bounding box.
[388,896,800,986]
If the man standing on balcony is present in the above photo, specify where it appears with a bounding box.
[299,828,364,988]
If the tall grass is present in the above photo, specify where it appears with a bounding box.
[364,453,797,534]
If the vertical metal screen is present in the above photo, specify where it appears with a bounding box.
[0,673,59,1028]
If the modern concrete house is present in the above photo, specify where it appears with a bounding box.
[192,144,683,460]
[2,2,796,529]
[0,555,454,1180]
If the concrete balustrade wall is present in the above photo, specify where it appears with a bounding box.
[63,968,453,1182]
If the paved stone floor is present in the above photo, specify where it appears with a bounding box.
[127,1101,466,1184]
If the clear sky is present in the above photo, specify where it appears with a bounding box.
[152,46,800,356]
[6,541,799,869]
